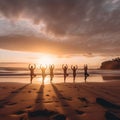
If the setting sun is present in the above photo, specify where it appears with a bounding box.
[37,55,54,66]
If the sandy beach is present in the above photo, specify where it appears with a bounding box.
[0,0,120,119]
[0,81,120,120]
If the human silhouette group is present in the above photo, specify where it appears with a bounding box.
[28,64,89,84]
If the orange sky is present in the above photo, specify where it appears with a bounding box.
[0,0,120,68]
[0,49,117,68]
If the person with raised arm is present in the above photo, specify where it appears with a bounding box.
[71,65,78,82]
[40,65,47,83]
[62,64,68,83]
[28,64,36,84]
[49,64,55,82]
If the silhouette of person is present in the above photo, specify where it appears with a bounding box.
[49,64,55,82]
[62,64,68,83]
[28,64,36,83]
[71,65,78,82]
[84,64,89,82]
[40,65,47,83]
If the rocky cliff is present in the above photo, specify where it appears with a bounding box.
[100,58,120,70]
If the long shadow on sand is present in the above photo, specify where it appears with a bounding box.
[0,83,30,107]
[27,83,67,120]
[51,83,79,120]
[34,82,44,110]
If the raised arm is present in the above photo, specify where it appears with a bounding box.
[76,65,78,70]
[33,64,36,69]
[52,64,55,69]
[71,65,73,70]
[62,64,64,69]
[28,64,31,69]
[66,64,68,69]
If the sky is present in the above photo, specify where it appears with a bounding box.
[0,0,120,68]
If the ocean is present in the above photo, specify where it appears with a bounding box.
[0,67,120,84]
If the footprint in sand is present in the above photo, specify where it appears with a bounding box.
[50,114,67,120]
[32,88,37,91]
[11,91,19,93]
[63,104,69,107]
[14,110,26,115]
[75,109,85,115]
[83,105,88,108]
[78,97,89,108]
[67,97,73,101]
[26,105,33,109]
[46,94,50,96]
[28,90,32,93]
[44,101,53,104]
[36,91,43,94]
[61,97,72,101]
[78,97,89,103]
[35,98,44,103]
[25,105,33,110]
[6,102,17,106]
[28,109,64,119]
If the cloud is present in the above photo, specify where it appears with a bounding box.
[0,0,120,35]
[0,0,120,56]
[0,34,120,56]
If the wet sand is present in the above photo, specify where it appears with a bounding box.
[0,81,120,120]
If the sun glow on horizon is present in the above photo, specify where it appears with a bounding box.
[36,55,55,66]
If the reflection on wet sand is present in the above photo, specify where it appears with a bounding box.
[102,75,120,80]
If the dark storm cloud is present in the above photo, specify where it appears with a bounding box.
[0,0,120,35]
[0,0,120,55]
